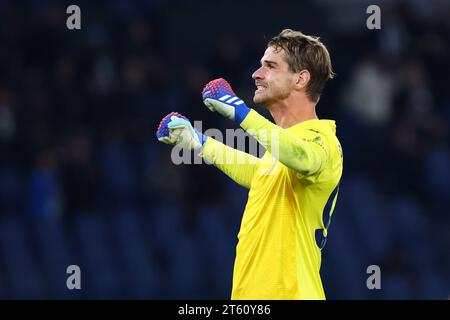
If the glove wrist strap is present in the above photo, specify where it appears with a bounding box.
[235,105,251,124]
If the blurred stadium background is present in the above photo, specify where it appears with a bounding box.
[0,0,449,299]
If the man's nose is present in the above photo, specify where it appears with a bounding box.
[252,67,264,80]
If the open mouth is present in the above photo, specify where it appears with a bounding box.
[255,84,266,92]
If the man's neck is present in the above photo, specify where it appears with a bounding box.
[268,95,318,129]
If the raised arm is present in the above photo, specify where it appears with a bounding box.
[202,78,328,177]
[156,112,261,189]
[240,109,327,176]
[200,137,261,189]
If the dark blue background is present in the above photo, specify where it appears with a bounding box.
[0,0,448,299]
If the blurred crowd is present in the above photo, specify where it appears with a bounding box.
[0,0,449,298]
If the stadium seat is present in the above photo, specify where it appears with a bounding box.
[73,213,123,298]
[196,206,235,298]
[32,218,77,298]
[110,207,160,298]
[0,216,45,298]
[342,175,391,262]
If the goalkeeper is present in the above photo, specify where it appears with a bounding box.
[156,29,343,300]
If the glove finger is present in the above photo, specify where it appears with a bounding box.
[203,99,216,111]
[170,127,188,144]
[168,116,190,128]
[157,136,173,144]
[168,124,186,131]
[202,78,235,100]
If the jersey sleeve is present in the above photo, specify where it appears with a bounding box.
[240,109,329,178]
[199,137,262,189]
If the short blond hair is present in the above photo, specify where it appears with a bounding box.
[268,29,335,102]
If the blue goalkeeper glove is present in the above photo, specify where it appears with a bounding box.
[156,112,207,150]
[202,78,251,124]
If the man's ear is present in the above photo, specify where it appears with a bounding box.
[295,70,310,90]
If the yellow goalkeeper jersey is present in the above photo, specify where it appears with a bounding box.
[200,109,343,300]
